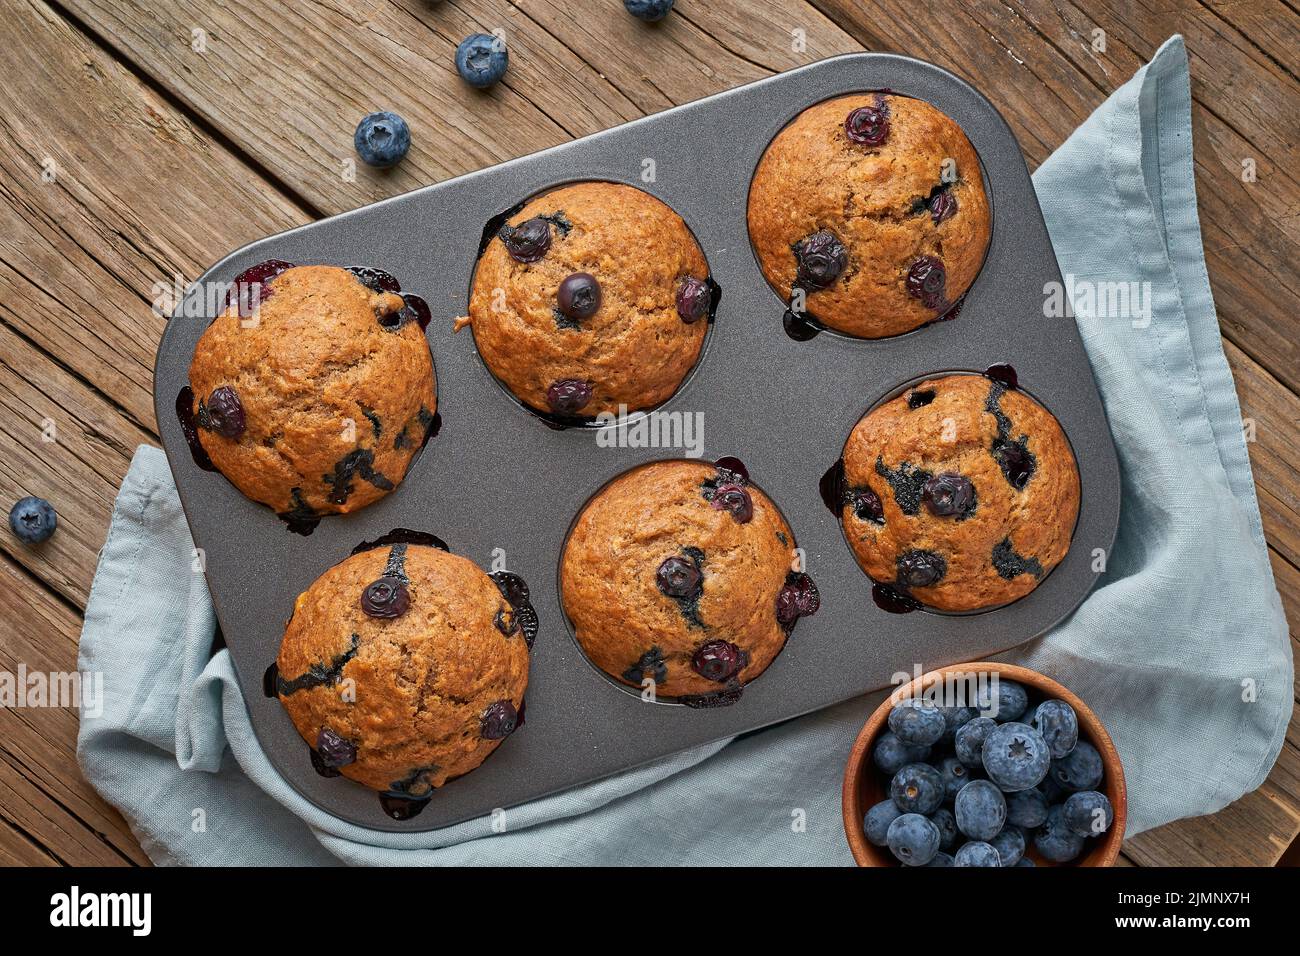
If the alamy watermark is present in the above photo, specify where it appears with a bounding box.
[594,405,704,458]
[1044,274,1152,329]
[1,665,103,718]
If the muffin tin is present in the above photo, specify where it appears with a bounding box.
[153,52,1120,831]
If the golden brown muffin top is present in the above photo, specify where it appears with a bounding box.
[188,264,436,518]
[276,543,530,797]
[464,181,709,417]
[561,459,817,704]
[841,374,1079,611]
[747,93,991,338]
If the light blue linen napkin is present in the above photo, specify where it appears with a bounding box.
[77,36,1291,865]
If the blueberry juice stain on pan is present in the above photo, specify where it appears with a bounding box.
[821,458,919,614]
[265,529,538,821]
[179,262,439,536]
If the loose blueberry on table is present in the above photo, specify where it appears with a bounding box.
[9,497,57,544]
[353,111,411,168]
[624,0,675,21]
[455,33,508,88]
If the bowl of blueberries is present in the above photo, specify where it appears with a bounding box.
[842,663,1126,867]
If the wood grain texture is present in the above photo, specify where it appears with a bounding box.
[0,0,1295,866]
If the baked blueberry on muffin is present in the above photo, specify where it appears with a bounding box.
[273,537,533,819]
[184,263,436,527]
[461,181,713,419]
[747,93,991,338]
[560,459,817,706]
[837,373,1079,611]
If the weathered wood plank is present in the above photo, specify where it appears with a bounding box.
[0,553,149,865]
[0,0,310,431]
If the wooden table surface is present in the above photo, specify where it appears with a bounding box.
[0,0,1296,867]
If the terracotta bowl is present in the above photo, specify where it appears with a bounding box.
[842,662,1127,866]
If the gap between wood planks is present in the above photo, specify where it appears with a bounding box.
[2,0,1297,865]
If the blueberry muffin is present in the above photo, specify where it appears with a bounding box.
[461,182,712,418]
[186,263,436,523]
[274,539,533,818]
[838,373,1079,611]
[747,93,991,338]
[560,459,818,706]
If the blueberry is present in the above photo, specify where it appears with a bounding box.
[890,763,944,815]
[1016,857,1036,867]
[844,103,889,147]
[546,379,593,416]
[954,779,1006,841]
[905,255,947,309]
[976,679,1029,722]
[656,555,702,599]
[936,755,975,804]
[1005,787,1050,829]
[353,111,411,168]
[692,640,743,683]
[981,721,1051,791]
[349,266,402,294]
[676,275,711,324]
[929,190,957,225]
[954,841,1001,867]
[896,549,946,589]
[887,699,945,747]
[1033,699,1080,758]
[624,0,674,22]
[926,851,955,867]
[480,700,518,739]
[1062,790,1113,837]
[710,483,754,524]
[1038,775,1067,805]
[929,806,958,850]
[921,473,974,518]
[360,577,410,619]
[793,230,847,289]
[954,716,997,768]
[500,217,552,263]
[937,705,977,745]
[1050,740,1104,792]
[864,799,902,846]
[886,813,940,866]
[315,728,357,768]
[849,487,883,523]
[557,272,602,320]
[1035,804,1086,863]
[455,33,508,89]
[907,388,936,409]
[202,386,246,439]
[874,732,930,776]
[775,572,820,626]
[1020,701,1040,729]
[228,258,293,312]
[8,497,56,544]
[990,826,1025,866]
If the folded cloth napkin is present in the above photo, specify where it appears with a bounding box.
[78,36,1291,865]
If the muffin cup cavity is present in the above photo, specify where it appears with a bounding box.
[746,91,992,341]
[830,369,1081,615]
[557,457,813,707]
[465,180,719,430]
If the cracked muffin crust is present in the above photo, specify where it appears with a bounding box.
[187,264,436,520]
[462,181,711,418]
[275,543,530,798]
[560,459,818,705]
[840,374,1079,611]
[747,93,991,338]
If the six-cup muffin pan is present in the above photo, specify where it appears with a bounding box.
[154,53,1121,831]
